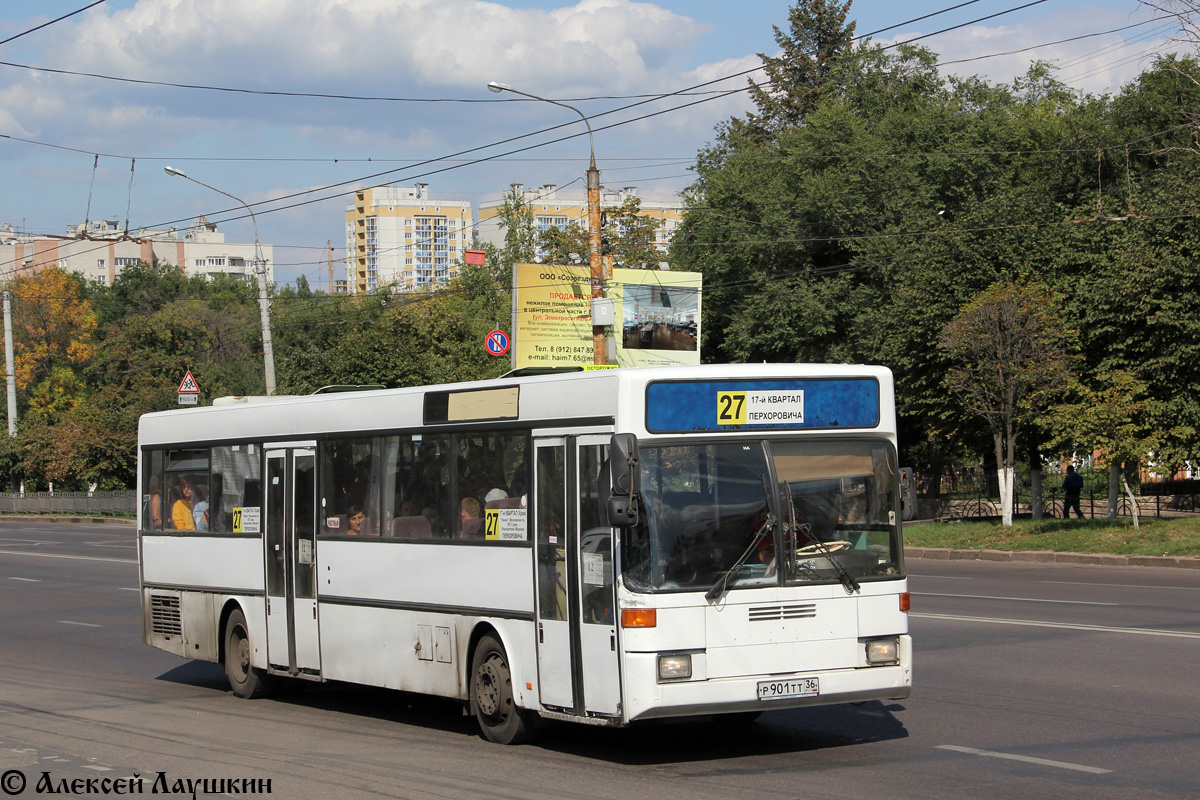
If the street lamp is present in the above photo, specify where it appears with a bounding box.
[164,166,277,395]
[487,81,607,366]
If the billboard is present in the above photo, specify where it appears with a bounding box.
[513,263,701,369]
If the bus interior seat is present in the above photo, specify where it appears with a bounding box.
[460,517,483,539]
[391,515,432,538]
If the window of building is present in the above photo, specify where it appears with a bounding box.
[115,257,140,267]
[97,259,106,270]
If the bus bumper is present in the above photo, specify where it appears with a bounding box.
[624,634,912,722]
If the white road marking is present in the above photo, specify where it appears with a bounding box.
[920,592,1118,606]
[908,574,974,580]
[1042,580,1200,592]
[119,587,139,591]
[937,744,1112,775]
[58,620,101,628]
[914,613,1200,639]
[9,577,40,582]
[0,550,136,564]
[81,764,114,772]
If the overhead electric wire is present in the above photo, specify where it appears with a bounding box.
[0,0,1149,277]
[0,1,106,47]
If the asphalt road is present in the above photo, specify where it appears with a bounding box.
[1,518,1198,799]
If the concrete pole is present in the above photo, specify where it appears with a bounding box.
[586,159,606,365]
[164,167,276,394]
[487,82,609,365]
[3,290,16,438]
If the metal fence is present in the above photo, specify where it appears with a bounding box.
[924,488,1200,522]
[0,491,137,517]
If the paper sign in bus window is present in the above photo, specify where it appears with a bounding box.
[485,508,528,541]
[233,506,261,534]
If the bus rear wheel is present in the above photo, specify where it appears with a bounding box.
[471,634,531,744]
[224,609,276,699]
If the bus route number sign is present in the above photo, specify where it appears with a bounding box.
[717,390,805,426]
[232,506,261,534]
[485,508,527,541]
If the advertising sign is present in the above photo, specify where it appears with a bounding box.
[512,263,701,369]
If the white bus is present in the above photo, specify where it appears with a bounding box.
[138,364,911,744]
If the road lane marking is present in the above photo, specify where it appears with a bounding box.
[9,577,40,582]
[119,587,139,591]
[913,613,1200,639]
[81,765,114,772]
[0,550,136,564]
[937,745,1112,775]
[921,592,1118,606]
[1042,580,1200,592]
[908,574,974,579]
[58,620,101,628]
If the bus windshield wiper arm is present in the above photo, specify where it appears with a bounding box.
[785,485,859,595]
[705,513,775,603]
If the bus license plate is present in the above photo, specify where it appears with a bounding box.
[757,677,819,700]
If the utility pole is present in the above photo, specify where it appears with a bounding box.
[164,166,277,395]
[327,240,335,292]
[4,289,18,492]
[3,290,16,438]
[488,81,609,365]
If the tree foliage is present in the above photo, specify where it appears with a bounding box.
[939,282,1078,524]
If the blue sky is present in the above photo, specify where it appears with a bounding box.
[0,1,1180,287]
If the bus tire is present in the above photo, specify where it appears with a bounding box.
[470,634,531,744]
[224,609,275,699]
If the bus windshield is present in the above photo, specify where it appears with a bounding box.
[621,439,902,593]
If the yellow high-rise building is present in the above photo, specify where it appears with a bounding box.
[344,185,473,294]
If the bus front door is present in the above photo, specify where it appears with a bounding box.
[264,446,321,678]
[533,436,620,718]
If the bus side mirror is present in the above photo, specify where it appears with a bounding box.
[607,432,639,529]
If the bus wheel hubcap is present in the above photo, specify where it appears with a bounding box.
[477,660,502,716]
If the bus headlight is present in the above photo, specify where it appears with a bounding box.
[658,654,692,681]
[865,637,899,665]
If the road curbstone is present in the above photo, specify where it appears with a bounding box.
[905,546,1200,570]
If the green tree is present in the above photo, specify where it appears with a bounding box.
[745,0,857,134]
[939,282,1079,526]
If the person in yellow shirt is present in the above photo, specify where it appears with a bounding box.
[172,475,196,530]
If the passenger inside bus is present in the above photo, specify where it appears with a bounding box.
[170,475,196,531]
[460,497,483,538]
[347,505,366,536]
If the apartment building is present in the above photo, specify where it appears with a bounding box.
[344,185,473,294]
[0,218,273,284]
[475,184,685,261]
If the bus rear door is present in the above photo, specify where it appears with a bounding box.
[264,445,321,678]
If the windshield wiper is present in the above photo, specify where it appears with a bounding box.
[784,485,860,595]
[705,512,775,603]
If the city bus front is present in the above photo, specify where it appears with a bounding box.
[613,433,911,722]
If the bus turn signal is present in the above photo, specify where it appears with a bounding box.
[621,608,657,628]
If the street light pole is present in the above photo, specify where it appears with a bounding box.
[487,81,607,366]
[164,166,277,395]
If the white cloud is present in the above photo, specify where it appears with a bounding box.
[49,0,710,95]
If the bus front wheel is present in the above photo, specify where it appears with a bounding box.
[471,634,531,744]
[224,609,275,699]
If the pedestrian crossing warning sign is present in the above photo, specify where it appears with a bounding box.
[178,371,200,394]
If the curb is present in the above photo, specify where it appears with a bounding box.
[905,546,1200,570]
